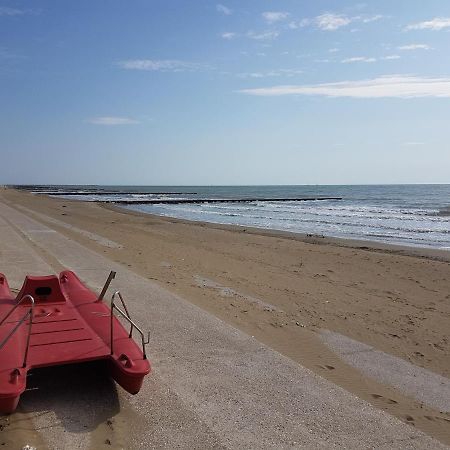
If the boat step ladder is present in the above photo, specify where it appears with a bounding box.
[110,291,150,359]
[0,294,35,368]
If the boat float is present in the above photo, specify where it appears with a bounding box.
[0,270,151,413]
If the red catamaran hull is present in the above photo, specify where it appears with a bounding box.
[0,270,151,413]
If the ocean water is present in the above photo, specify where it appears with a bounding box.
[28,185,450,250]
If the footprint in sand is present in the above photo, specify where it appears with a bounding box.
[405,415,415,425]
[318,364,335,371]
[370,393,398,405]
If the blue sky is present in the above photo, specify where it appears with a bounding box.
[1,0,450,185]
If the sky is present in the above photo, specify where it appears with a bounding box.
[1,0,450,185]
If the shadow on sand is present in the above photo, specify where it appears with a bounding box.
[19,360,120,433]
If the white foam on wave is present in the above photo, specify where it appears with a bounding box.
[126,199,450,249]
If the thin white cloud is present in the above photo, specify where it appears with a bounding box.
[361,14,384,23]
[247,30,279,40]
[341,56,376,63]
[276,69,303,76]
[0,6,33,16]
[238,75,450,99]
[262,11,290,24]
[292,13,383,31]
[405,17,450,31]
[88,117,140,125]
[382,55,401,60]
[402,141,425,146]
[328,48,340,53]
[238,69,303,78]
[216,4,232,15]
[117,59,203,72]
[316,13,352,31]
[398,44,431,51]
[238,72,266,79]
[221,32,237,40]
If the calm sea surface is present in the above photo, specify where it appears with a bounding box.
[34,185,450,250]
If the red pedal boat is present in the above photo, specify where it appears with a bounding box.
[0,270,151,413]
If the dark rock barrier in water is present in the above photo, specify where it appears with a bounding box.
[37,191,198,196]
[9,186,198,195]
[99,197,342,205]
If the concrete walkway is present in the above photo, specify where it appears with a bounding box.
[0,197,446,449]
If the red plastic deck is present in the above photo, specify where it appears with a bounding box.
[0,271,151,413]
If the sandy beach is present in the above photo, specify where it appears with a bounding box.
[0,188,449,448]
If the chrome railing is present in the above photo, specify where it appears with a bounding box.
[0,295,35,367]
[110,291,150,359]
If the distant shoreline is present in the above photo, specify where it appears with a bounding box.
[6,184,450,254]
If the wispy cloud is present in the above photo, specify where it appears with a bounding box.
[328,48,340,53]
[221,32,237,40]
[247,30,279,40]
[398,44,431,51]
[262,11,290,24]
[316,13,352,31]
[222,28,281,41]
[237,69,303,79]
[361,14,384,23]
[216,4,232,15]
[238,75,450,99]
[382,55,401,60]
[117,59,203,72]
[292,13,384,31]
[0,6,34,16]
[405,17,450,31]
[341,56,376,63]
[88,117,140,125]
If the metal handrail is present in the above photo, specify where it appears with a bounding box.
[0,294,35,367]
[110,291,150,359]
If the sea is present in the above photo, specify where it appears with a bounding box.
[23,185,450,250]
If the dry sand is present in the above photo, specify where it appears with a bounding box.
[1,188,449,447]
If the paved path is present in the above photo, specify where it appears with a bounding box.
[0,197,446,449]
